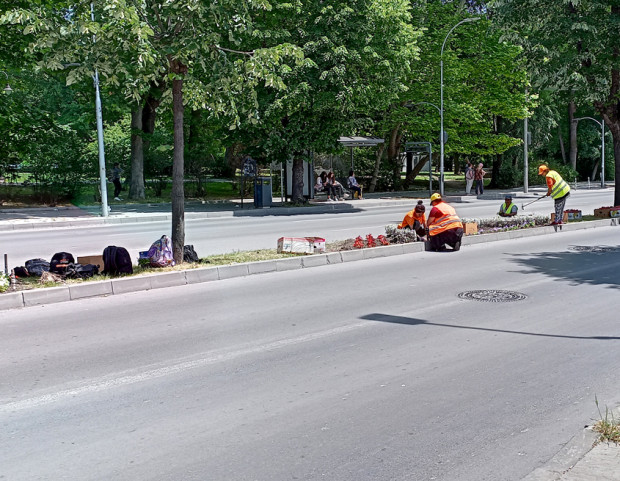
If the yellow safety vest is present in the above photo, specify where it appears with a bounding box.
[547,170,570,199]
[500,202,517,214]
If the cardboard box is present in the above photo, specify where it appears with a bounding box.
[277,237,326,254]
[77,255,104,269]
[550,212,569,223]
[610,209,620,218]
[594,208,612,218]
[463,222,478,236]
[565,210,582,221]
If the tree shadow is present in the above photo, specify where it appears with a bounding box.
[360,313,620,341]
[507,245,620,289]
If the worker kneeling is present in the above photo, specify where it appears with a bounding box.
[427,193,463,252]
[398,200,427,240]
[498,194,518,217]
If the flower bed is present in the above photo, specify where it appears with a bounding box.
[460,215,549,234]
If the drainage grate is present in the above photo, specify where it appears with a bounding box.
[458,290,527,303]
[568,246,619,253]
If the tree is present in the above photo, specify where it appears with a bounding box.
[2,0,301,262]
[490,0,620,205]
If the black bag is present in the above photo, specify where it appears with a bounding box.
[49,252,75,274]
[102,246,133,275]
[183,245,199,263]
[65,263,99,279]
[13,266,29,278]
[25,258,50,277]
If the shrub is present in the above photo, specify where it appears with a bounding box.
[385,224,418,244]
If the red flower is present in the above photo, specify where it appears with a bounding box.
[353,236,365,249]
[366,234,376,248]
[377,234,389,246]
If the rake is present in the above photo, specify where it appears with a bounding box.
[521,194,546,210]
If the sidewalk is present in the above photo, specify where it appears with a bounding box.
[0,190,618,480]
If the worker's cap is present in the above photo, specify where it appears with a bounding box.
[538,164,549,175]
[504,194,513,200]
[430,193,442,202]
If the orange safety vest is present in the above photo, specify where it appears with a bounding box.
[398,210,426,230]
[428,202,463,236]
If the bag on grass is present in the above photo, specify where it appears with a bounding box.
[49,252,75,275]
[25,258,50,277]
[13,266,29,278]
[102,246,133,275]
[183,245,199,263]
[65,263,99,279]
[147,235,175,267]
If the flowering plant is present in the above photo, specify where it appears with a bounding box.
[366,234,376,247]
[0,273,9,293]
[461,215,549,234]
[353,236,365,249]
[377,235,389,246]
[384,224,418,244]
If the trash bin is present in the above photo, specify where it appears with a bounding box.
[254,177,272,208]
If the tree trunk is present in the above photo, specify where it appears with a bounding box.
[595,65,620,206]
[170,59,187,264]
[387,125,402,190]
[489,116,502,189]
[291,156,305,203]
[558,125,567,163]
[369,143,385,193]
[568,100,577,169]
[129,107,145,199]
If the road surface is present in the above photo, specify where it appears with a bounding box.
[1,226,619,480]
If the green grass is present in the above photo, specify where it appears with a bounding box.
[593,396,620,444]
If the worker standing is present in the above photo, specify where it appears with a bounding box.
[426,193,463,252]
[538,164,570,225]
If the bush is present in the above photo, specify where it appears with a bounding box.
[385,224,418,243]
[495,163,522,189]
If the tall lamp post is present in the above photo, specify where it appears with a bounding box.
[573,117,606,188]
[440,17,481,196]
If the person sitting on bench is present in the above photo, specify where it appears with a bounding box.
[348,170,363,199]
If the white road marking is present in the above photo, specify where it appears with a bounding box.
[1,321,369,413]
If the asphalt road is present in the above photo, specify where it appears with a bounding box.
[1,189,615,264]
[1,226,619,480]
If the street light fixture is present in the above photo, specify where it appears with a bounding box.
[440,17,481,196]
[573,117,606,188]
[1,71,12,93]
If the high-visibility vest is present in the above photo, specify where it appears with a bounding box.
[547,170,570,199]
[500,202,517,214]
[428,202,463,236]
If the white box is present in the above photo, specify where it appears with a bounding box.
[277,237,326,254]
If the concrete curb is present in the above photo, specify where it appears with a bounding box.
[0,218,617,311]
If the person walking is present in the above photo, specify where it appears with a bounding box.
[474,162,485,196]
[464,161,474,195]
[111,162,123,201]
[538,164,570,224]
[426,193,463,252]
[498,194,518,217]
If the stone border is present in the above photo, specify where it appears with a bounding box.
[0,218,616,311]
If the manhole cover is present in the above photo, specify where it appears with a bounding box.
[458,290,527,302]
[568,246,619,253]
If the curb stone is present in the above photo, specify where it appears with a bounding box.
[0,218,617,312]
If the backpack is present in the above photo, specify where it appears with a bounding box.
[25,258,50,277]
[49,252,75,275]
[102,246,133,275]
[65,263,99,279]
[183,245,199,263]
[13,266,30,278]
[147,235,175,267]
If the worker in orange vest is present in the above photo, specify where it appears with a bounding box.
[427,193,464,252]
[398,200,427,239]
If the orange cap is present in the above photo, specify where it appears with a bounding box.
[538,164,549,175]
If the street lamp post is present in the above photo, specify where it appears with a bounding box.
[574,117,606,188]
[440,17,481,196]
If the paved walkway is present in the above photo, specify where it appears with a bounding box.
[0,189,618,480]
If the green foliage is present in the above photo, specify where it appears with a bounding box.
[495,162,522,189]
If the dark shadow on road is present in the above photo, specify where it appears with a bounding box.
[507,245,620,290]
[360,313,620,340]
